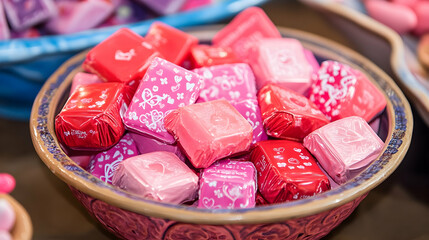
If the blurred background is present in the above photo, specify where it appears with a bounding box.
[0,0,428,239]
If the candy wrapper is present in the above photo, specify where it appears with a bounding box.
[309,61,387,122]
[88,133,139,184]
[99,0,154,28]
[164,99,253,168]
[70,72,103,95]
[0,2,10,40]
[112,151,199,204]
[0,199,15,232]
[124,57,203,144]
[251,140,330,203]
[180,0,212,11]
[83,28,161,85]
[304,49,320,76]
[135,0,186,15]
[189,45,239,68]
[3,0,56,31]
[193,63,257,103]
[231,99,267,144]
[303,116,384,184]
[198,159,257,209]
[258,84,329,142]
[212,7,281,60]
[145,22,198,65]
[55,82,132,150]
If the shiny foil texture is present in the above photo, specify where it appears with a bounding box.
[251,140,330,203]
[258,84,330,142]
[55,82,132,150]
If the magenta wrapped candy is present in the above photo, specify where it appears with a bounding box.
[303,116,384,184]
[112,151,199,204]
[164,99,253,169]
[88,133,139,184]
[124,57,203,144]
[3,0,56,31]
[136,0,186,15]
[198,159,257,209]
[193,63,257,103]
[231,99,267,144]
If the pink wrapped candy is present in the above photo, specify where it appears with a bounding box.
[193,63,257,103]
[198,159,257,209]
[130,132,186,162]
[304,49,320,77]
[112,151,199,204]
[70,72,103,95]
[88,133,139,184]
[303,116,384,184]
[231,99,267,144]
[124,57,203,144]
[164,99,253,168]
[0,2,9,40]
[3,0,56,31]
[0,199,15,232]
[309,61,387,122]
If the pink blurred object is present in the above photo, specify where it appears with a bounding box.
[70,72,103,95]
[112,151,199,204]
[248,38,313,94]
[180,0,212,11]
[304,49,320,76]
[164,99,253,169]
[0,199,15,232]
[392,0,417,8]
[198,159,257,209]
[413,1,429,35]
[0,231,12,240]
[0,2,10,40]
[135,0,186,15]
[129,132,186,161]
[124,57,203,144]
[231,99,267,144]
[88,133,139,184]
[212,7,281,60]
[0,174,15,194]
[10,28,40,39]
[303,116,384,184]
[365,0,417,34]
[193,63,257,103]
[3,0,56,31]
[45,0,114,34]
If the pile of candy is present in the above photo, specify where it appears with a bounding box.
[55,7,387,209]
[0,173,16,240]
[0,0,214,40]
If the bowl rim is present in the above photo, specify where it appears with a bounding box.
[30,26,413,225]
[0,194,33,240]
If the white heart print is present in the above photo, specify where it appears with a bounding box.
[174,75,182,83]
[186,82,195,91]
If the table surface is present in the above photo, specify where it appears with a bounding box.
[1,1,429,239]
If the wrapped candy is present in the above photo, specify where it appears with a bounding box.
[180,0,212,11]
[189,45,239,68]
[0,199,15,232]
[231,99,267,144]
[0,2,10,40]
[304,49,320,76]
[145,22,198,65]
[212,7,281,60]
[130,132,186,162]
[251,140,330,203]
[164,99,253,168]
[248,38,313,94]
[112,151,199,204]
[83,28,161,85]
[255,191,269,206]
[99,0,154,28]
[124,57,203,144]
[55,82,132,150]
[0,174,15,194]
[258,84,329,142]
[303,116,384,184]
[308,61,387,122]
[3,0,56,31]
[70,72,103,95]
[135,0,186,15]
[193,63,257,103]
[88,133,139,184]
[198,159,257,209]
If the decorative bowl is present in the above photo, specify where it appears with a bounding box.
[30,26,412,239]
[0,194,32,240]
[0,0,266,121]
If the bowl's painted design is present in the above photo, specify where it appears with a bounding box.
[31,27,412,239]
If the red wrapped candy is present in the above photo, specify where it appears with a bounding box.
[258,84,330,142]
[55,82,132,150]
[189,45,239,68]
[250,140,330,203]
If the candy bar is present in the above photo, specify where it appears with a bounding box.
[198,159,257,209]
[212,7,281,60]
[3,0,56,31]
[129,132,186,162]
[55,82,132,150]
[145,22,198,65]
[70,72,103,95]
[248,38,313,94]
[193,63,257,103]
[231,99,267,144]
[112,151,199,204]
[189,45,239,68]
[164,99,253,168]
[258,84,329,141]
[303,116,384,184]
[0,2,10,40]
[135,0,186,15]
[251,140,330,203]
[83,28,161,84]
[45,0,114,34]
[88,133,139,184]
[0,199,15,231]
[124,57,203,143]
[309,61,387,122]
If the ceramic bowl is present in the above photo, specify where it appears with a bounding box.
[30,26,412,239]
[0,194,32,240]
[0,0,266,120]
